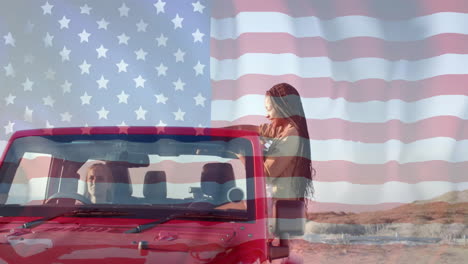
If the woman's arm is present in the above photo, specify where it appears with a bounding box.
[223,124,259,133]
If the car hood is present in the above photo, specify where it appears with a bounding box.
[0,222,242,264]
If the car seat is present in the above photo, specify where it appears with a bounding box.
[143,171,167,204]
[200,163,236,205]
[106,164,134,204]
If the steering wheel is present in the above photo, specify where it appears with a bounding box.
[45,192,92,205]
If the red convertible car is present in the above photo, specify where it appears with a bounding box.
[0,127,304,263]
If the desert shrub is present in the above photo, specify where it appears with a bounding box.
[306,221,468,240]
[306,221,365,235]
[364,223,389,235]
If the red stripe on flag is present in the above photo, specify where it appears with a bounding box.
[212,0,468,19]
[314,160,468,184]
[211,74,468,102]
[213,116,468,143]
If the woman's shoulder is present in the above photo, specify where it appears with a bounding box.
[282,124,299,137]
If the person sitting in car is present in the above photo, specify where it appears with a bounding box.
[84,163,114,204]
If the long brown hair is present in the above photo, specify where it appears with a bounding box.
[266,83,315,199]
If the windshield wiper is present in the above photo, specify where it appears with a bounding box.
[20,209,132,229]
[125,211,245,234]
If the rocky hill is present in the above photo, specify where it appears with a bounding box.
[308,190,468,225]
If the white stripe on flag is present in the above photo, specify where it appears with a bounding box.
[210,54,468,81]
[212,95,468,123]
[211,12,468,41]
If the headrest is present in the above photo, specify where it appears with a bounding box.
[143,171,167,200]
[201,163,235,198]
[107,165,133,199]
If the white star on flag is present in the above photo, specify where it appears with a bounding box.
[81,126,92,135]
[157,120,167,126]
[135,106,147,120]
[4,63,15,77]
[43,32,54,47]
[156,63,168,76]
[192,1,205,13]
[97,107,109,119]
[61,80,72,94]
[60,112,72,122]
[193,93,206,106]
[96,45,108,58]
[60,46,71,61]
[136,20,148,32]
[22,78,33,91]
[117,91,129,104]
[79,60,91,74]
[117,33,130,45]
[192,29,204,43]
[3,121,14,135]
[173,108,185,121]
[116,60,128,72]
[41,1,53,15]
[118,3,130,17]
[133,75,146,88]
[156,34,168,47]
[155,93,168,104]
[97,75,109,89]
[135,49,147,60]
[118,123,129,134]
[154,0,166,14]
[4,94,16,105]
[24,107,33,122]
[45,121,54,129]
[172,14,183,29]
[80,92,92,105]
[42,96,55,107]
[173,78,185,91]
[78,30,91,42]
[193,61,205,76]
[80,4,92,15]
[97,18,110,30]
[174,49,185,62]
[58,16,70,29]
[44,68,55,80]
[3,32,15,47]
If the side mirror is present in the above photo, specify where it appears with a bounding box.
[275,200,305,236]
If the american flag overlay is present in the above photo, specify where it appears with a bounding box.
[2,0,468,213]
[209,0,468,212]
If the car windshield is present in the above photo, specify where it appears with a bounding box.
[0,133,255,220]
